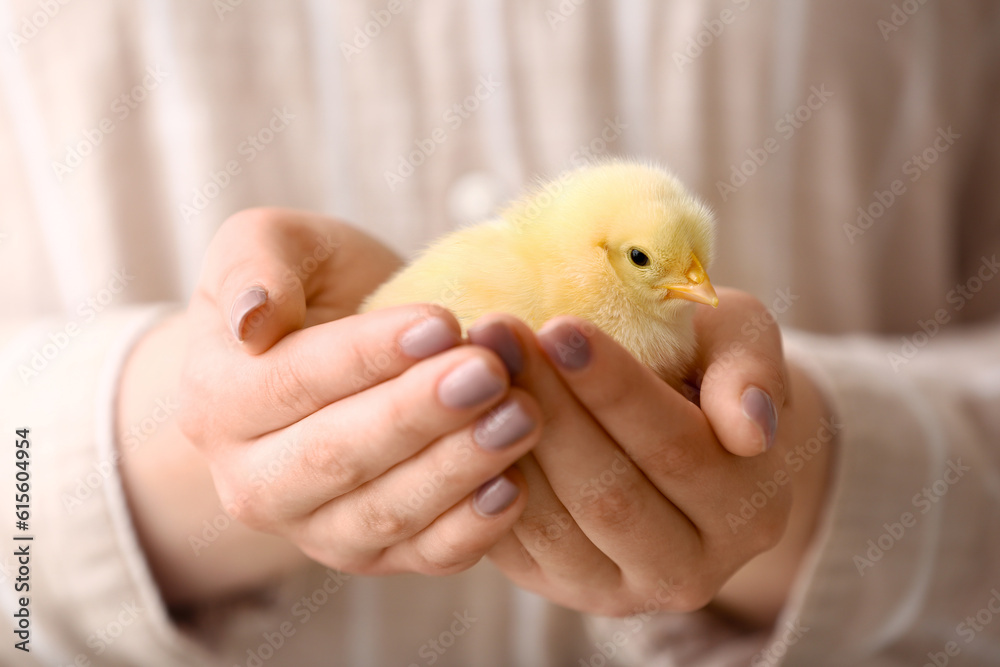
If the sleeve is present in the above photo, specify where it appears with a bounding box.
[770,323,1000,665]
[0,306,217,667]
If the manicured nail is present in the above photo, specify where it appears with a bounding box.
[742,386,778,452]
[230,286,267,342]
[538,322,590,370]
[473,476,520,516]
[474,400,535,451]
[400,317,458,359]
[468,321,523,376]
[438,357,505,409]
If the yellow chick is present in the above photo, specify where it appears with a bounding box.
[362,160,718,388]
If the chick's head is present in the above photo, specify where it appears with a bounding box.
[544,161,718,317]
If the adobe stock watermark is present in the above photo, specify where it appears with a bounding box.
[406,610,478,667]
[213,0,243,21]
[726,416,841,533]
[180,106,296,223]
[339,0,413,61]
[506,115,629,234]
[545,0,586,30]
[886,254,998,372]
[922,588,1000,667]
[404,422,476,513]
[190,436,303,556]
[348,289,464,396]
[578,578,681,667]
[715,84,833,202]
[51,65,169,182]
[518,448,635,562]
[843,126,960,244]
[877,0,930,41]
[236,569,352,667]
[7,0,73,53]
[699,287,799,388]
[384,75,502,191]
[853,458,970,576]
[49,600,144,666]
[62,395,179,514]
[751,618,810,667]
[673,0,754,72]
[18,268,134,384]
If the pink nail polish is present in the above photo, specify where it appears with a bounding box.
[230,286,267,342]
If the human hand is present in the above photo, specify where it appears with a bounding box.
[178,208,538,577]
[475,288,832,620]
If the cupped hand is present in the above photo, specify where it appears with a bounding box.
[178,208,538,576]
[475,288,832,620]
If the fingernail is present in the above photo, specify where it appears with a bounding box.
[230,286,268,342]
[474,399,535,450]
[742,386,778,452]
[438,357,505,409]
[400,317,458,359]
[468,321,524,376]
[538,322,590,370]
[473,475,520,516]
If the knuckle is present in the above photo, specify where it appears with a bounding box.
[353,494,414,545]
[415,542,482,576]
[759,354,786,386]
[644,437,705,481]
[383,394,430,445]
[260,351,322,416]
[215,478,267,529]
[757,356,788,407]
[584,480,642,528]
[303,436,365,494]
[516,509,575,551]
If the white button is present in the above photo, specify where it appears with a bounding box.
[446,171,503,226]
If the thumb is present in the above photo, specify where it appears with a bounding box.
[694,289,787,457]
[202,208,335,354]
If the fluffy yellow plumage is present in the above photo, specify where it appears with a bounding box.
[362,160,718,388]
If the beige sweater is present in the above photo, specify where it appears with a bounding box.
[1,1,999,665]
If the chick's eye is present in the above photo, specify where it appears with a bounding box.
[629,248,650,267]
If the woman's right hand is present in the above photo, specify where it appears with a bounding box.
[178,208,538,576]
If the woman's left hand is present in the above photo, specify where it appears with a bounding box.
[476,288,834,623]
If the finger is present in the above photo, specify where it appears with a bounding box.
[200,208,401,353]
[224,345,513,524]
[534,316,762,529]
[475,316,700,580]
[184,304,462,439]
[694,288,787,457]
[391,469,529,576]
[295,389,537,567]
[503,454,623,609]
[292,384,541,540]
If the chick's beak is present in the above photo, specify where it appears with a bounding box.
[663,253,719,307]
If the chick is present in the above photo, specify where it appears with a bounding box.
[362,160,717,388]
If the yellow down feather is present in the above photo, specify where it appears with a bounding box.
[362,159,717,388]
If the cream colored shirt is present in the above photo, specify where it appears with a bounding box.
[1,1,999,665]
